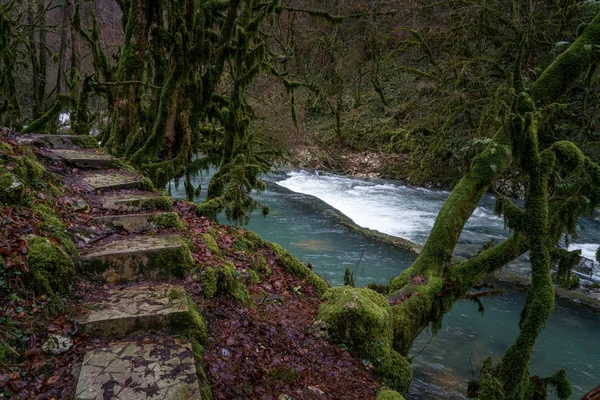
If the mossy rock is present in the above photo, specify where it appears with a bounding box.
[71,135,99,149]
[144,195,173,211]
[27,236,75,296]
[247,269,260,284]
[14,152,45,183]
[141,177,154,191]
[202,267,218,298]
[201,233,220,254]
[0,173,25,204]
[317,287,412,393]
[0,143,14,154]
[200,264,250,303]
[149,212,186,230]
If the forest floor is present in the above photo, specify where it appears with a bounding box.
[0,131,385,399]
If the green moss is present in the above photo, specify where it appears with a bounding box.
[191,339,213,400]
[141,195,173,211]
[253,254,271,275]
[201,233,220,254]
[32,204,63,231]
[376,389,406,400]
[267,242,329,296]
[14,153,45,184]
[27,236,75,296]
[221,261,238,295]
[316,287,412,393]
[141,177,154,191]
[0,173,24,204]
[143,244,194,278]
[149,212,186,230]
[168,294,207,344]
[195,198,224,222]
[247,269,260,284]
[71,135,99,149]
[202,267,218,298]
[551,141,585,172]
[267,366,297,383]
[0,143,14,154]
[469,359,504,400]
[31,204,76,256]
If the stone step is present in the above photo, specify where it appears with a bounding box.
[49,149,115,169]
[94,212,169,233]
[83,171,143,191]
[18,134,99,149]
[75,337,200,400]
[80,234,193,283]
[97,191,173,212]
[77,284,189,339]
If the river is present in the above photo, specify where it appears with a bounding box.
[169,169,600,399]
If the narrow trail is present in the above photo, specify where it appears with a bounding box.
[10,134,385,400]
[21,134,203,399]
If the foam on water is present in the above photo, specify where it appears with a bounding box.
[569,243,599,261]
[277,170,507,246]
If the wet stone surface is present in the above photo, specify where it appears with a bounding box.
[83,171,141,190]
[97,191,160,212]
[82,234,185,258]
[80,234,188,283]
[94,213,163,233]
[75,338,200,400]
[50,149,113,169]
[78,285,189,339]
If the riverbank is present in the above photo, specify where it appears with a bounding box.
[284,145,461,189]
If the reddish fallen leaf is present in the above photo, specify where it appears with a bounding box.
[46,375,61,385]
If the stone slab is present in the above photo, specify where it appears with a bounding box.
[98,192,163,212]
[80,234,188,283]
[94,213,164,233]
[83,171,141,191]
[75,338,200,400]
[50,149,114,169]
[19,134,98,148]
[78,285,189,338]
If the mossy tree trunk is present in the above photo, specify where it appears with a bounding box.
[105,0,148,153]
[318,11,600,398]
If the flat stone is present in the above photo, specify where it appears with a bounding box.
[19,134,98,148]
[80,234,190,283]
[78,284,189,339]
[94,213,164,233]
[75,338,200,400]
[83,171,142,191]
[98,192,165,212]
[50,149,114,169]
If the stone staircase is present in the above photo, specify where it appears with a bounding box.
[25,134,205,400]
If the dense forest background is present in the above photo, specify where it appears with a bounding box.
[5,0,600,189]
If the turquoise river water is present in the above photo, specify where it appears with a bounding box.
[169,170,600,399]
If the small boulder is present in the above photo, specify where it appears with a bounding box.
[0,173,25,204]
[308,386,326,397]
[42,335,73,355]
